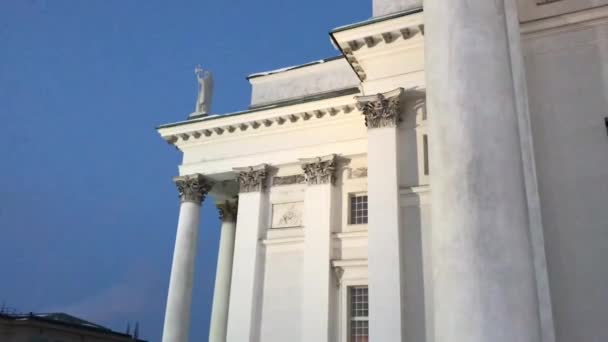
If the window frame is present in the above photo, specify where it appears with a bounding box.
[347,285,369,342]
[336,264,369,342]
[341,175,368,233]
[348,192,369,226]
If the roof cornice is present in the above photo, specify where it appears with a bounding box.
[157,89,362,148]
[331,7,423,34]
[330,9,425,81]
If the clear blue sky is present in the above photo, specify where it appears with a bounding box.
[0,1,368,341]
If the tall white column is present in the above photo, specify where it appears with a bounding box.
[425,1,542,341]
[300,155,337,342]
[226,165,269,342]
[162,174,212,342]
[356,89,405,342]
[209,199,238,342]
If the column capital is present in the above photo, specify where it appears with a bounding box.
[233,164,268,193]
[300,154,337,185]
[173,174,213,204]
[217,199,238,222]
[355,88,404,129]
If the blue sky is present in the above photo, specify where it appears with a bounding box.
[0,0,367,340]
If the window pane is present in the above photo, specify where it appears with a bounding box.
[349,194,368,225]
[349,286,369,342]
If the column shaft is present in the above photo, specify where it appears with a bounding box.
[209,206,237,342]
[301,156,337,342]
[226,164,268,342]
[425,1,542,341]
[162,201,201,342]
[367,126,404,341]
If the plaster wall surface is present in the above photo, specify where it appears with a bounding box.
[249,58,359,107]
[398,96,428,188]
[523,19,608,342]
[518,0,608,22]
[373,0,422,17]
[301,183,336,342]
[259,249,303,342]
[400,201,428,342]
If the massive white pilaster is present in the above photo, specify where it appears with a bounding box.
[226,165,269,342]
[425,1,542,341]
[300,155,337,342]
[356,89,405,341]
[209,199,238,342]
[162,174,213,342]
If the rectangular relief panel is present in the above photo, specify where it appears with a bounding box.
[271,202,304,228]
[518,0,608,22]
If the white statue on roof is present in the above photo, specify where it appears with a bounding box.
[194,65,213,115]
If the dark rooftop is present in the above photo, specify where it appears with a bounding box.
[0,312,146,341]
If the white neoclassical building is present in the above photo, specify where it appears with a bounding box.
[156,0,608,341]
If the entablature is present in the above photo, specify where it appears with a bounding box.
[157,92,375,179]
[157,88,361,149]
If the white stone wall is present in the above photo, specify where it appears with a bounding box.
[522,14,608,342]
[259,249,304,342]
[249,58,360,107]
[517,0,608,22]
[373,0,422,17]
[400,194,430,342]
[398,95,428,188]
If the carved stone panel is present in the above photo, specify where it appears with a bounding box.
[271,202,304,228]
[355,88,404,129]
[272,174,306,186]
[351,167,368,179]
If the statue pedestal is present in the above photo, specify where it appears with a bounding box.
[189,111,208,119]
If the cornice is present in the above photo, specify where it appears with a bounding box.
[333,230,368,241]
[157,92,360,148]
[331,258,368,268]
[331,10,424,80]
[261,236,305,246]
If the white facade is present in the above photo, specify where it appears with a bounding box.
[157,1,608,341]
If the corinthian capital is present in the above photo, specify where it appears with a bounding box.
[233,164,268,193]
[217,199,238,222]
[173,174,213,204]
[355,88,404,128]
[300,154,337,185]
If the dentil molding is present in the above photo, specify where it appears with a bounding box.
[161,103,358,146]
